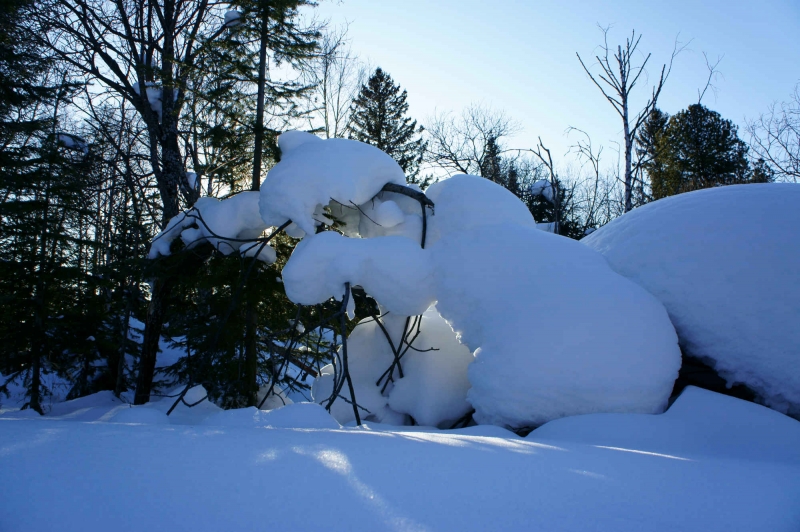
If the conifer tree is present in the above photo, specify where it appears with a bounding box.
[0,0,98,412]
[349,68,427,184]
[642,104,757,199]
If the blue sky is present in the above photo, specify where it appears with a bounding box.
[314,0,800,171]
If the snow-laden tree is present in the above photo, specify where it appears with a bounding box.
[152,131,683,430]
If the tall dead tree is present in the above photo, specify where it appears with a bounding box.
[577,28,681,212]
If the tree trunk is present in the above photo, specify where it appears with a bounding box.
[622,94,634,213]
[242,9,270,407]
[244,301,259,407]
[29,349,43,415]
[134,277,175,404]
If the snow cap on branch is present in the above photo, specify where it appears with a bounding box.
[259,131,407,235]
[282,231,435,317]
[149,192,273,262]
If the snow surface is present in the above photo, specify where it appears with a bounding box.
[582,184,800,417]
[1,387,799,531]
[531,386,800,464]
[433,222,682,428]
[280,173,681,429]
[386,306,474,428]
[259,131,406,235]
[203,402,340,429]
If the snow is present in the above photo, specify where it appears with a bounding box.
[312,307,474,428]
[258,131,407,235]
[186,170,198,189]
[530,179,554,202]
[1,386,799,531]
[370,199,406,228]
[424,174,536,245]
[386,307,474,428]
[223,10,242,27]
[149,191,274,262]
[278,173,681,429]
[203,402,340,429]
[432,222,681,429]
[351,191,425,241]
[582,184,800,417]
[108,405,170,425]
[132,81,175,122]
[531,386,800,464]
[282,231,435,316]
[56,133,89,155]
[312,313,406,426]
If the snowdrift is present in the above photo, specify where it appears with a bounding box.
[2,386,799,532]
[583,184,800,417]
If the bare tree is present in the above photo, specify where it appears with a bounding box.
[424,104,519,177]
[747,84,800,183]
[697,52,724,105]
[577,27,683,212]
[303,27,366,139]
[566,128,624,233]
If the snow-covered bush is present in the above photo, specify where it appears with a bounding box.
[583,184,800,417]
[312,307,473,428]
[153,131,684,429]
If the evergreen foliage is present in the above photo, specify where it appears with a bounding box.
[640,104,766,200]
[349,68,427,185]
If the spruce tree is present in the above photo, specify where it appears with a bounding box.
[349,68,427,184]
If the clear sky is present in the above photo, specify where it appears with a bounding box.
[314,0,800,172]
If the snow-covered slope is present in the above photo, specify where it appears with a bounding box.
[1,387,798,532]
[582,184,800,417]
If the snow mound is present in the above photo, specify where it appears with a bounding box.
[259,131,406,235]
[424,174,536,245]
[109,406,170,425]
[582,184,800,417]
[433,223,681,429]
[387,306,474,428]
[282,231,435,316]
[146,385,222,425]
[448,424,521,438]
[312,313,406,426]
[45,391,126,422]
[312,306,473,428]
[352,193,424,242]
[203,403,340,429]
[531,386,800,464]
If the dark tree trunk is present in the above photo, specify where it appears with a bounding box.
[244,301,259,407]
[29,350,43,415]
[134,277,175,405]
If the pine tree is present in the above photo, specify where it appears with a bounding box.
[349,68,427,184]
[0,0,96,413]
[646,104,753,199]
